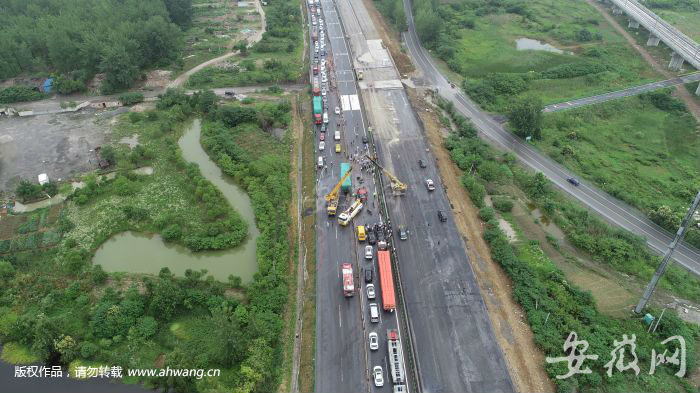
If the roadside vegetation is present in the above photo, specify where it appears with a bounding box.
[534,90,700,249]
[435,95,700,302]
[0,89,293,392]
[411,0,661,112]
[435,95,699,393]
[186,0,303,89]
[0,0,192,93]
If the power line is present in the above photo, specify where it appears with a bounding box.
[635,190,700,314]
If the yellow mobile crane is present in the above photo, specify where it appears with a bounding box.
[365,155,407,196]
[325,168,353,216]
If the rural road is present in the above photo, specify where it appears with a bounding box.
[544,72,700,112]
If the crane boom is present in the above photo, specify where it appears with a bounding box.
[325,166,353,215]
[364,155,406,196]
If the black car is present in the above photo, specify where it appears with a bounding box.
[418,159,427,168]
[366,226,377,245]
[224,91,234,97]
[362,136,368,144]
[320,123,327,133]
[364,269,373,283]
[567,177,580,186]
[437,210,447,222]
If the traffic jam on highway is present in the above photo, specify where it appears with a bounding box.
[308,0,408,391]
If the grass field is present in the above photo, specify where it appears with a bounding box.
[535,92,700,223]
[185,48,303,89]
[442,0,662,111]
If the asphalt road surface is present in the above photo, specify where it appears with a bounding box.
[543,72,700,113]
[312,1,405,392]
[330,0,515,391]
[402,0,700,276]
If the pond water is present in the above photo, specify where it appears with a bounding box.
[515,37,570,54]
[92,119,259,282]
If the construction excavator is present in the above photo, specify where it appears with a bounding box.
[325,167,353,216]
[364,155,406,196]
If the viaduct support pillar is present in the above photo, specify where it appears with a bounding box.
[646,33,660,46]
[628,19,640,29]
[668,52,685,71]
[612,6,622,15]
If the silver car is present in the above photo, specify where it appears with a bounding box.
[366,283,376,299]
[373,366,384,387]
[365,245,373,259]
[368,332,379,351]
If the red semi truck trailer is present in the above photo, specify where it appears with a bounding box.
[377,250,396,311]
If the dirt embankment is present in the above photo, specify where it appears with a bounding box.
[406,87,555,393]
[360,0,414,76]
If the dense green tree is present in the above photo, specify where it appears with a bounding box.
[508,97,543,139]
[163,0,193,27]
[414,5,440,45]
[15,180,44,202]
[0,0,185,89]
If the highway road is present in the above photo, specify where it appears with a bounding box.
[332,0,515,392]
[401,0,700,275]
[543,72,700,113]
[312,1,406,392]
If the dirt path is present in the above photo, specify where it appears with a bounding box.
[169,0,267,88]
[286,96,305,393]
[586,0,700,124]
[407,88,555,393]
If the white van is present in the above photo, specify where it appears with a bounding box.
[369,303,379,323]
[334,131,340,141]
[323,112,329,123]
[317,156,324,168]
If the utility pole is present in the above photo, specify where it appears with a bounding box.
[635,190,700,314]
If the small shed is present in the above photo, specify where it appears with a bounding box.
[237,1,250,7]
[38,173,49,185]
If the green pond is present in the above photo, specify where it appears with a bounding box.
[92,119,259,282]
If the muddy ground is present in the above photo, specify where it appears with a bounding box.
[0,108,124,192]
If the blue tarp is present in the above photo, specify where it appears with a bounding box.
[42,78,53,93]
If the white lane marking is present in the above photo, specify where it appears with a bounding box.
[350,94,361,110]
[338,305,342,328]
[341,95,351,111]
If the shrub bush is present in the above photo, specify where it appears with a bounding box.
[0,86,44,104]
[492,197,513,212]
[118,92,145,105]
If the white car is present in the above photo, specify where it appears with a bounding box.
[373,366,384,387]
[426,179,435,191]
[334,106,340,115]
[366,284,376,299]
[321,88,327,96]
[365,245,373,259]
[319,141,325,151]
[368,331,379,350]
[322,75,327,83]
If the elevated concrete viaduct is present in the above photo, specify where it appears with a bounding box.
[605,0,700,94]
